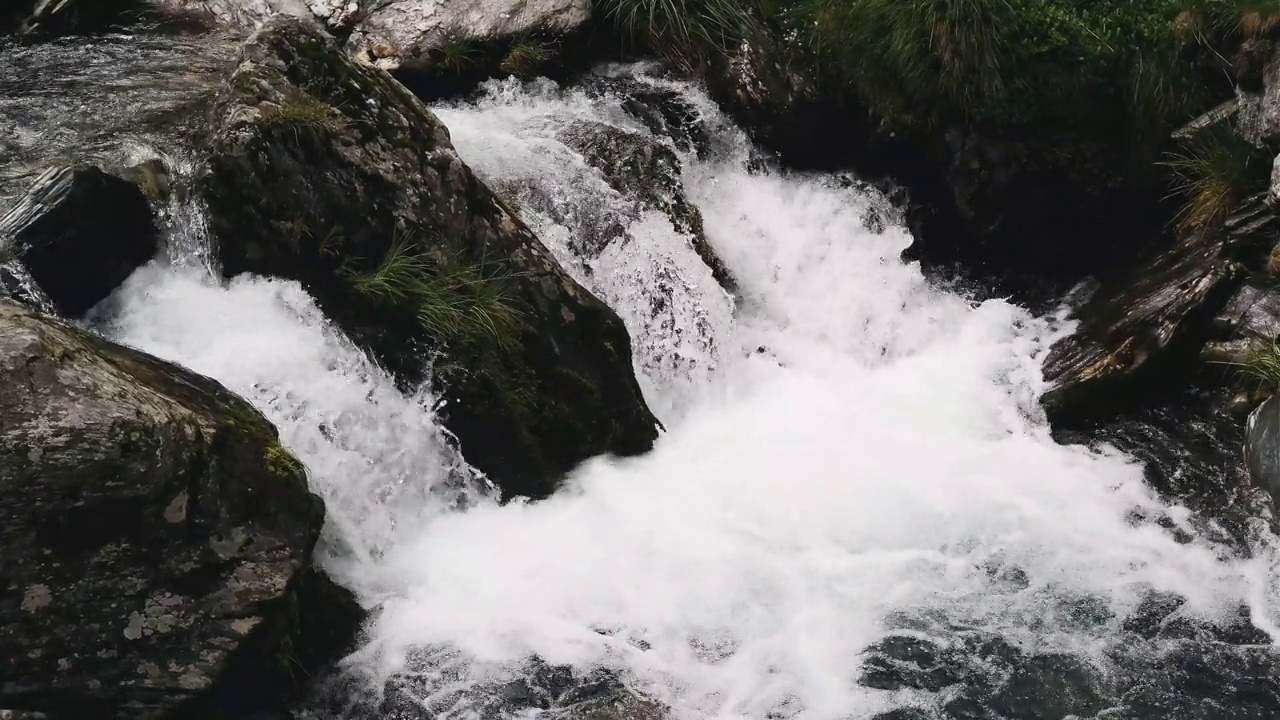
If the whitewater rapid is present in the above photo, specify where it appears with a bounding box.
[98,70,1278,718]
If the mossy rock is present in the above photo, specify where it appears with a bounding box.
[0,300,361,718]
[202,16,658,499]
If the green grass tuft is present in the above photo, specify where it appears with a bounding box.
[500,36,553,77]
[597,0,758,66]
[1163,128,1272,236]
[260,98,348,136]
[342,235,522,352]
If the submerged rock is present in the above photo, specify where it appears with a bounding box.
[558,119,733,291]
[347,0,590,70]
[0,166,158,317]
[1237,42,1280,147]
[0,300,360,718]
[202,15,658,499]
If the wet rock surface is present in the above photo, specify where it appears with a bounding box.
[558,119,733,290]
[0,166,158,317]
[2,0,147,36]
[859,619,1280,719]
[1203,282,1280,364]
[202,15,658,500]
[0,300,360,718]
[348,0,590,70]
[1063,396,1276,549]
[305,659,666,719]
[170,0,591,71]
[1040,229,1239,424]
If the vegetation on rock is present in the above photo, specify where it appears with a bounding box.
[341,234,523,353]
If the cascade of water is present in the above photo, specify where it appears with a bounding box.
[94,67,1279,719]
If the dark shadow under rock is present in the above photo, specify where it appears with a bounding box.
[0,165,158,317]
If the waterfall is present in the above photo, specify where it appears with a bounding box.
[96,68,1279,719]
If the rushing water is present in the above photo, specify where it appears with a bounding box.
[8,47,1277,716]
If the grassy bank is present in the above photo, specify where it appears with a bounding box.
[601,0,1278,177]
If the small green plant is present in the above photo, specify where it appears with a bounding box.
[1230,339,1280,393]
[434,33,479,73]
[500,36,553,77]
[260,98,348,136]
[598,0,758,66]
[342,235,522,351]
[1163,128,1272,236]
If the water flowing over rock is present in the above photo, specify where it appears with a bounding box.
[557,119,733,291]
[201,15,658,499]
[0,166,158,317]
[3,0,141,35]
[167,0,591,69]
[0,299,360,718]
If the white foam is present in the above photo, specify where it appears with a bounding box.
[99,70,1279,719]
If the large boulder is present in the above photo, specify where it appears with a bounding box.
[1247,393,1280,508]
[1040,228,1239,423]
[0,300,360,718]
[201,15,658,499]
[557,119,733,290]
[0,166,158,317]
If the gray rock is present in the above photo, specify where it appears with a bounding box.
[1247,394,1280,508]
[1270,154,1280,212]
[1202,282,1280,364]
[201,15,657,500]
[348,0,590,69]
[1041,229,1238,422]
[558,119,733,291]
[5,0,142,34]
[0,300,361,718]
[0,166,158,317]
